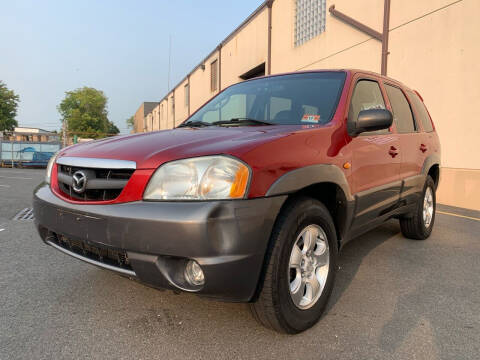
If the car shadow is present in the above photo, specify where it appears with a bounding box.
[326,220,400,312]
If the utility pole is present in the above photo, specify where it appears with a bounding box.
[167,35,172,92]
[62,120,67,148]
[329,1,391,76]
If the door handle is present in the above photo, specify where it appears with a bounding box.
[420,144,428,153]
[389,146,399,158]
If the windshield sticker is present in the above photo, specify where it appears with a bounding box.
[301,114,320,123]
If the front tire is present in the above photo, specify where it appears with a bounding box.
[250,197,338,334]
[400,175,436,240]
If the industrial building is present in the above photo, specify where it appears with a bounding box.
[133,0,479,210]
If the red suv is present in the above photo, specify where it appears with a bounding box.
[34,70,441,333]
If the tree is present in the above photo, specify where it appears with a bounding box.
[126,115,134,129]
[58,87,113,139]
[107,120,120,135]
[0,81,20,133]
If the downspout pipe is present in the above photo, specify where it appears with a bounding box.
[267,0,274,75]
[172,89,175,127]
[217,44,222,91]
[381,0,391,76]
[187,74,191,116]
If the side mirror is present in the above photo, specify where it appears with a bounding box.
[353,109,393,135]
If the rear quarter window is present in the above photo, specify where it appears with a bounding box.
[407,90,434,132]
[385,84,416,133]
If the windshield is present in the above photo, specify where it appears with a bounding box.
[183,72,346,126]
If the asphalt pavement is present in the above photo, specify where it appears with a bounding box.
[0,167,479,360]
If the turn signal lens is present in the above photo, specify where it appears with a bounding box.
[229,165,250,198]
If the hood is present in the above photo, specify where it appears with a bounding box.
[59,126,299,169]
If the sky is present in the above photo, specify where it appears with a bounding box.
[0,0,263,134]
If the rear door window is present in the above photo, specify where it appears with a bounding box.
[385,85,416,133]
[407,90,434,132]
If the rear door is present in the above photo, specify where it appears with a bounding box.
[406,89,437,157]
[348,76,401,230]
[383,83,425,206]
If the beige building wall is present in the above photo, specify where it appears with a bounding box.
[174,78,190,127]
[133,103,145,133]
[221,7,269,89]
[271,0,383,73]
[151,104,160,131]
[388,0,480,171]
[159,100,167,130]
[166,92,175,129]
[134,0,480,210]
[133,102,159,133]
[189,51,221,115]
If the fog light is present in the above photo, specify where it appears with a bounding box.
[185,260,205,286]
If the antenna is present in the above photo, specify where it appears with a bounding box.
[168,35,172,92]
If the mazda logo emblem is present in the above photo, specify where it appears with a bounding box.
[72,171,88,193]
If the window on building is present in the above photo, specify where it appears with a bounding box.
[184,83,189,107]
[385,84,416,133]
[239,63,265,80]
[295,0,326,47]
[407,90,433,132]
[211,60,218,92]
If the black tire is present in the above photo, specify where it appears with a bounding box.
[250,197,338,334]
[400,175,436,240]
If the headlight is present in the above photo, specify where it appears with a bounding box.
[45,152,58,184]
[143,156,250,200]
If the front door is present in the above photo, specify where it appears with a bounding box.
[348,78,401,231]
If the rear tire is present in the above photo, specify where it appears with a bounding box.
[250,197,338,334]
[400,175,436,240]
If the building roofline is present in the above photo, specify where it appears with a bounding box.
[13,126,57,135]
[159,1,271,103]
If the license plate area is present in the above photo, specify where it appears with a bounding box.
[56,209,105,243]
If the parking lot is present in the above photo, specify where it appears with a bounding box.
[0,167,479,360]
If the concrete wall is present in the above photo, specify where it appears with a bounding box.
[133,0,480,210]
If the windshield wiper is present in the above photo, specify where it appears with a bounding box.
[177,120,212,128]
[212,118,274,126]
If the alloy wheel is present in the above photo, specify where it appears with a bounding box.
[288,224,330,310]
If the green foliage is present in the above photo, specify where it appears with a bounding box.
[126,115,134,129]
[58,87,117,138]
[107,120,120,135]
[0,81,20,133]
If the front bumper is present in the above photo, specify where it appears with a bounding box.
[33,184,286,302]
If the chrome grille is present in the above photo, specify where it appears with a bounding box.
[56,158,135,201]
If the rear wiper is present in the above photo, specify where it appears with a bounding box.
[212,118,274,126]
[177,120,212,128]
